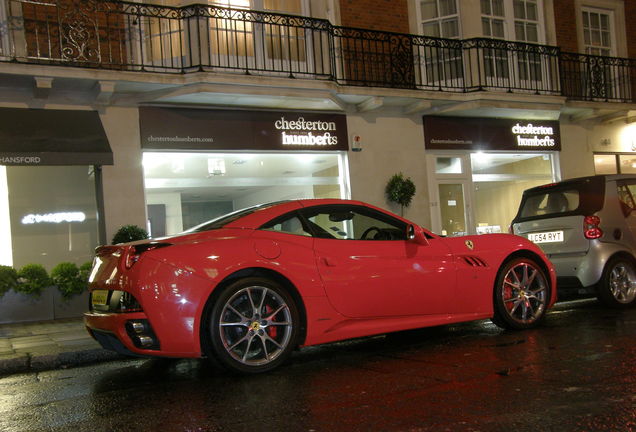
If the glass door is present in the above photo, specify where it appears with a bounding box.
[426,153,474,236]
[437,182,469,236]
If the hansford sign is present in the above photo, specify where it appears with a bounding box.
[140,108,348,152]
[424,116,561,151]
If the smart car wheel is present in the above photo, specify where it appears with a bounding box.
[492,257,549,330]
[597,256,636,308]
[207,277,299,374]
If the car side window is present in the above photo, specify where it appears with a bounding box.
[260,213,312,237]
[300,205,407,240]
[617,182,636,215]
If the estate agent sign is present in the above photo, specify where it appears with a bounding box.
[140,107,349,152]
[424,116,561,151]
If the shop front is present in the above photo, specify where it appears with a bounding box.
[591,122,636,175]
[139,107,350,236]
[423,116,561,236]
[0,107,111,269]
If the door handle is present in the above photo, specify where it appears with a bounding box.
[321,257,337,267]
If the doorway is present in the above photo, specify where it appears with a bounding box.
[427,152,558,236]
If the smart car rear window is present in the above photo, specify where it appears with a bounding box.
[519,190,580,218]
[513,176,605,222]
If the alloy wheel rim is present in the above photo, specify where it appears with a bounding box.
[218,286,293,366]
[609,263,636,304]
[501,262,547,324]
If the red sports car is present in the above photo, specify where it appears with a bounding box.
[84,199,556,373]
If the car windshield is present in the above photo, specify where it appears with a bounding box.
[185,201,287,233]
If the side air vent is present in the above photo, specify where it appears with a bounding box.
[462,256,488,267]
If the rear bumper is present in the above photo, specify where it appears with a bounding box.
[84,312,200,358]
[549,241,635,289]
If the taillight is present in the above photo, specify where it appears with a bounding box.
[122,242,172,269]
[124,250,139,269]
[584,215,603,239]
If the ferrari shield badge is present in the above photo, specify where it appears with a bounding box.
[465,240,474,250]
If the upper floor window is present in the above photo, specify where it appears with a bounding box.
[418,0,460,38]
[582,7,614,56]
[513,0,539,43]
[480,0,542,43]
[481,0,505,38]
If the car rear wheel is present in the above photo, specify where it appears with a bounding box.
[492,257,549,330]
[597,256,636,308]
[206,277,299,374]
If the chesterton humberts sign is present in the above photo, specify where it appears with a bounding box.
[424,116,561,151]
[140,108,348,152]
[512,123,556,148]
[275,116,339,147]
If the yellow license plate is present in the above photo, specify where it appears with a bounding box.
[91,290,109,306]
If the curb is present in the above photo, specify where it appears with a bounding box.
[0,349,124,377]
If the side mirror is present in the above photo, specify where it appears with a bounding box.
[407,224,429,245]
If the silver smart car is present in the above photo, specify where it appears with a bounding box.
[511,175,636,307]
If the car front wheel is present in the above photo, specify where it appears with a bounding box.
[597,256,636,308]
[491,257,549,330]
[206,277,300,374]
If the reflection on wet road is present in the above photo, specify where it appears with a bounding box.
[2,299,636,431]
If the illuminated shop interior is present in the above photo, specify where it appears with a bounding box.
[142,151,349,236]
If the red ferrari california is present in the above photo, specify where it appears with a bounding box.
[85,199,556,373]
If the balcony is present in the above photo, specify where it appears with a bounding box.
[0,0,634,104]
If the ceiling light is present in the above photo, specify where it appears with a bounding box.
[208,158,226,176]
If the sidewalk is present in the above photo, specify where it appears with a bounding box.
[0,317,123,376]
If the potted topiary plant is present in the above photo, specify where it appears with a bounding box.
[16,263,51,297]
[0,265,18,299]
[51,262,85,300]
[385,172,416,216]
[111,224,149,244]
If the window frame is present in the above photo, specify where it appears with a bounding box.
[580,5,616,57]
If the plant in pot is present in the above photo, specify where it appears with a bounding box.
[112,224,149,245]
[0,265,18,299]
[385,172,416,216]
[51,262,87,300]
[16,264,51,297]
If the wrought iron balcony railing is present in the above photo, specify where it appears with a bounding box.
[0,0,634,103]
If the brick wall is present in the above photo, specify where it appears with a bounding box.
[338,0,409,33]
[626,0,636,59]
[21,0,127,67]
[553,0,579,53]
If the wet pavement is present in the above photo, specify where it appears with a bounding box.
[0,318,121,375]
[1,298,636,431]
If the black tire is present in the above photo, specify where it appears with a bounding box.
[205,277,300,374]
[597,256,636,308]
[491,257,549,330]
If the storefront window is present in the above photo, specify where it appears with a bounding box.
[594,154,636,174]
[143,151,349,236]
[0,166,99,269]
[435,156,463,174]
[619,155,636,174]
[471,152,554,234]
[594,154,617,174]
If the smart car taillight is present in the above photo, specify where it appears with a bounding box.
[584,215,603,239]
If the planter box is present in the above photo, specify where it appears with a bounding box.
[0,287,88,324]
[54,291,89,320]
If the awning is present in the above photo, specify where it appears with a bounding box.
[0,108,113,166]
